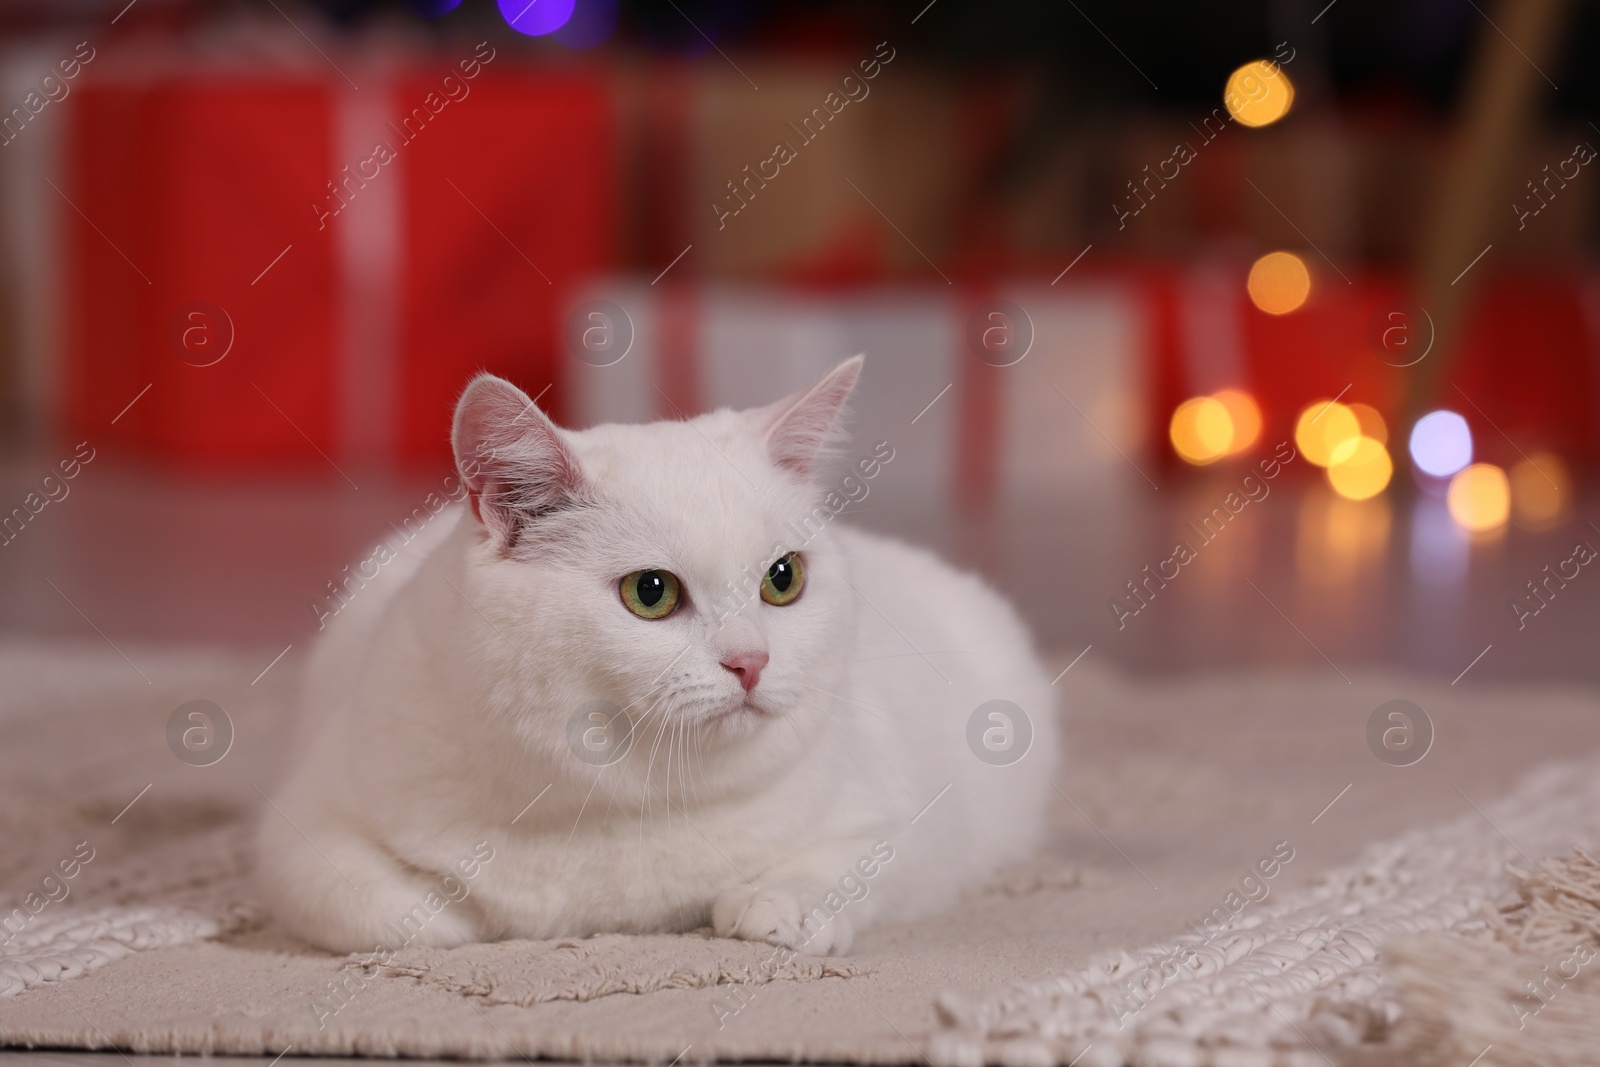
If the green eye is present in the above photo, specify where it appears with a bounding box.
[620,570,681,620]
[760,553,804,606]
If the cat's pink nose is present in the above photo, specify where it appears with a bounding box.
[721,651,769,692]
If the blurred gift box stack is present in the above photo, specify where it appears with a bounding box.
[0,13,1595,522]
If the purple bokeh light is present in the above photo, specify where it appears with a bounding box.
[499,0,577,37]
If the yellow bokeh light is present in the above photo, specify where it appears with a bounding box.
[1224,60,1295,128]
[1510,452,1569,531]
[1247,252,1312,315]
[1348,403,1387,446]
[1170,396,1234,465]
[1327,437,1393,500]
[1294,400,1362,468]
[1213,389,1262,455]
[1447,463,1511,533]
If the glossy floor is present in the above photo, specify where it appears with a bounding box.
[3,459,1595,687]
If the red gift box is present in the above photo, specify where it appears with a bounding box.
[59,46,615,471]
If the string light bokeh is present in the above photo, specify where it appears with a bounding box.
[1158,60,1575,544]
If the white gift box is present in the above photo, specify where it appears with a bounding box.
[558,280,1149,509]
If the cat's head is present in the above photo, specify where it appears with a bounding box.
[448,357,864,775]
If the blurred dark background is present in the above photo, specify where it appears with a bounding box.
[1,0,1597,689]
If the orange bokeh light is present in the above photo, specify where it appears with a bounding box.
[1447,463,1511,533]
[1170,396,1234,465]
[1225,60,1295,128]
[1294,400,1361,468]
[1246,252,1312,315]
[1327,438,1393,501]
[1213,389,1262,455]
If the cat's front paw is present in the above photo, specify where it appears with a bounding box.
[712,883,854,956]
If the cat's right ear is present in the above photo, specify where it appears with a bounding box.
[452,374,585,547]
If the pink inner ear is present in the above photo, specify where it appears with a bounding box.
[452,374,584,545]
[765,356,863,477]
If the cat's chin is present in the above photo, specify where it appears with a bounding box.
[699,696,770,729]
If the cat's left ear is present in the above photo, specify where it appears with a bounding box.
[756,355,864,479]
[452,374,586,546]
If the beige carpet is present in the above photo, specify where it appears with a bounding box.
[1350,849,1600,1067]
[1,641,1597,1063]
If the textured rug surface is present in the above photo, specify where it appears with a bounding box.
[370,933,864,1008]
[1,640,1597,1063]
[929,761,1600,1067]
[1348,849,1600,1067]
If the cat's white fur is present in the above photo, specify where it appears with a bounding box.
[256,357,1059,956]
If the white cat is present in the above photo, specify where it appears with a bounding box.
[256,356,1059,957]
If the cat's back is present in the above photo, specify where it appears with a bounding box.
[833,523,1044,686]
[830,523,1059,904]
[832,522,1057,764]
[301,503,467,715]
